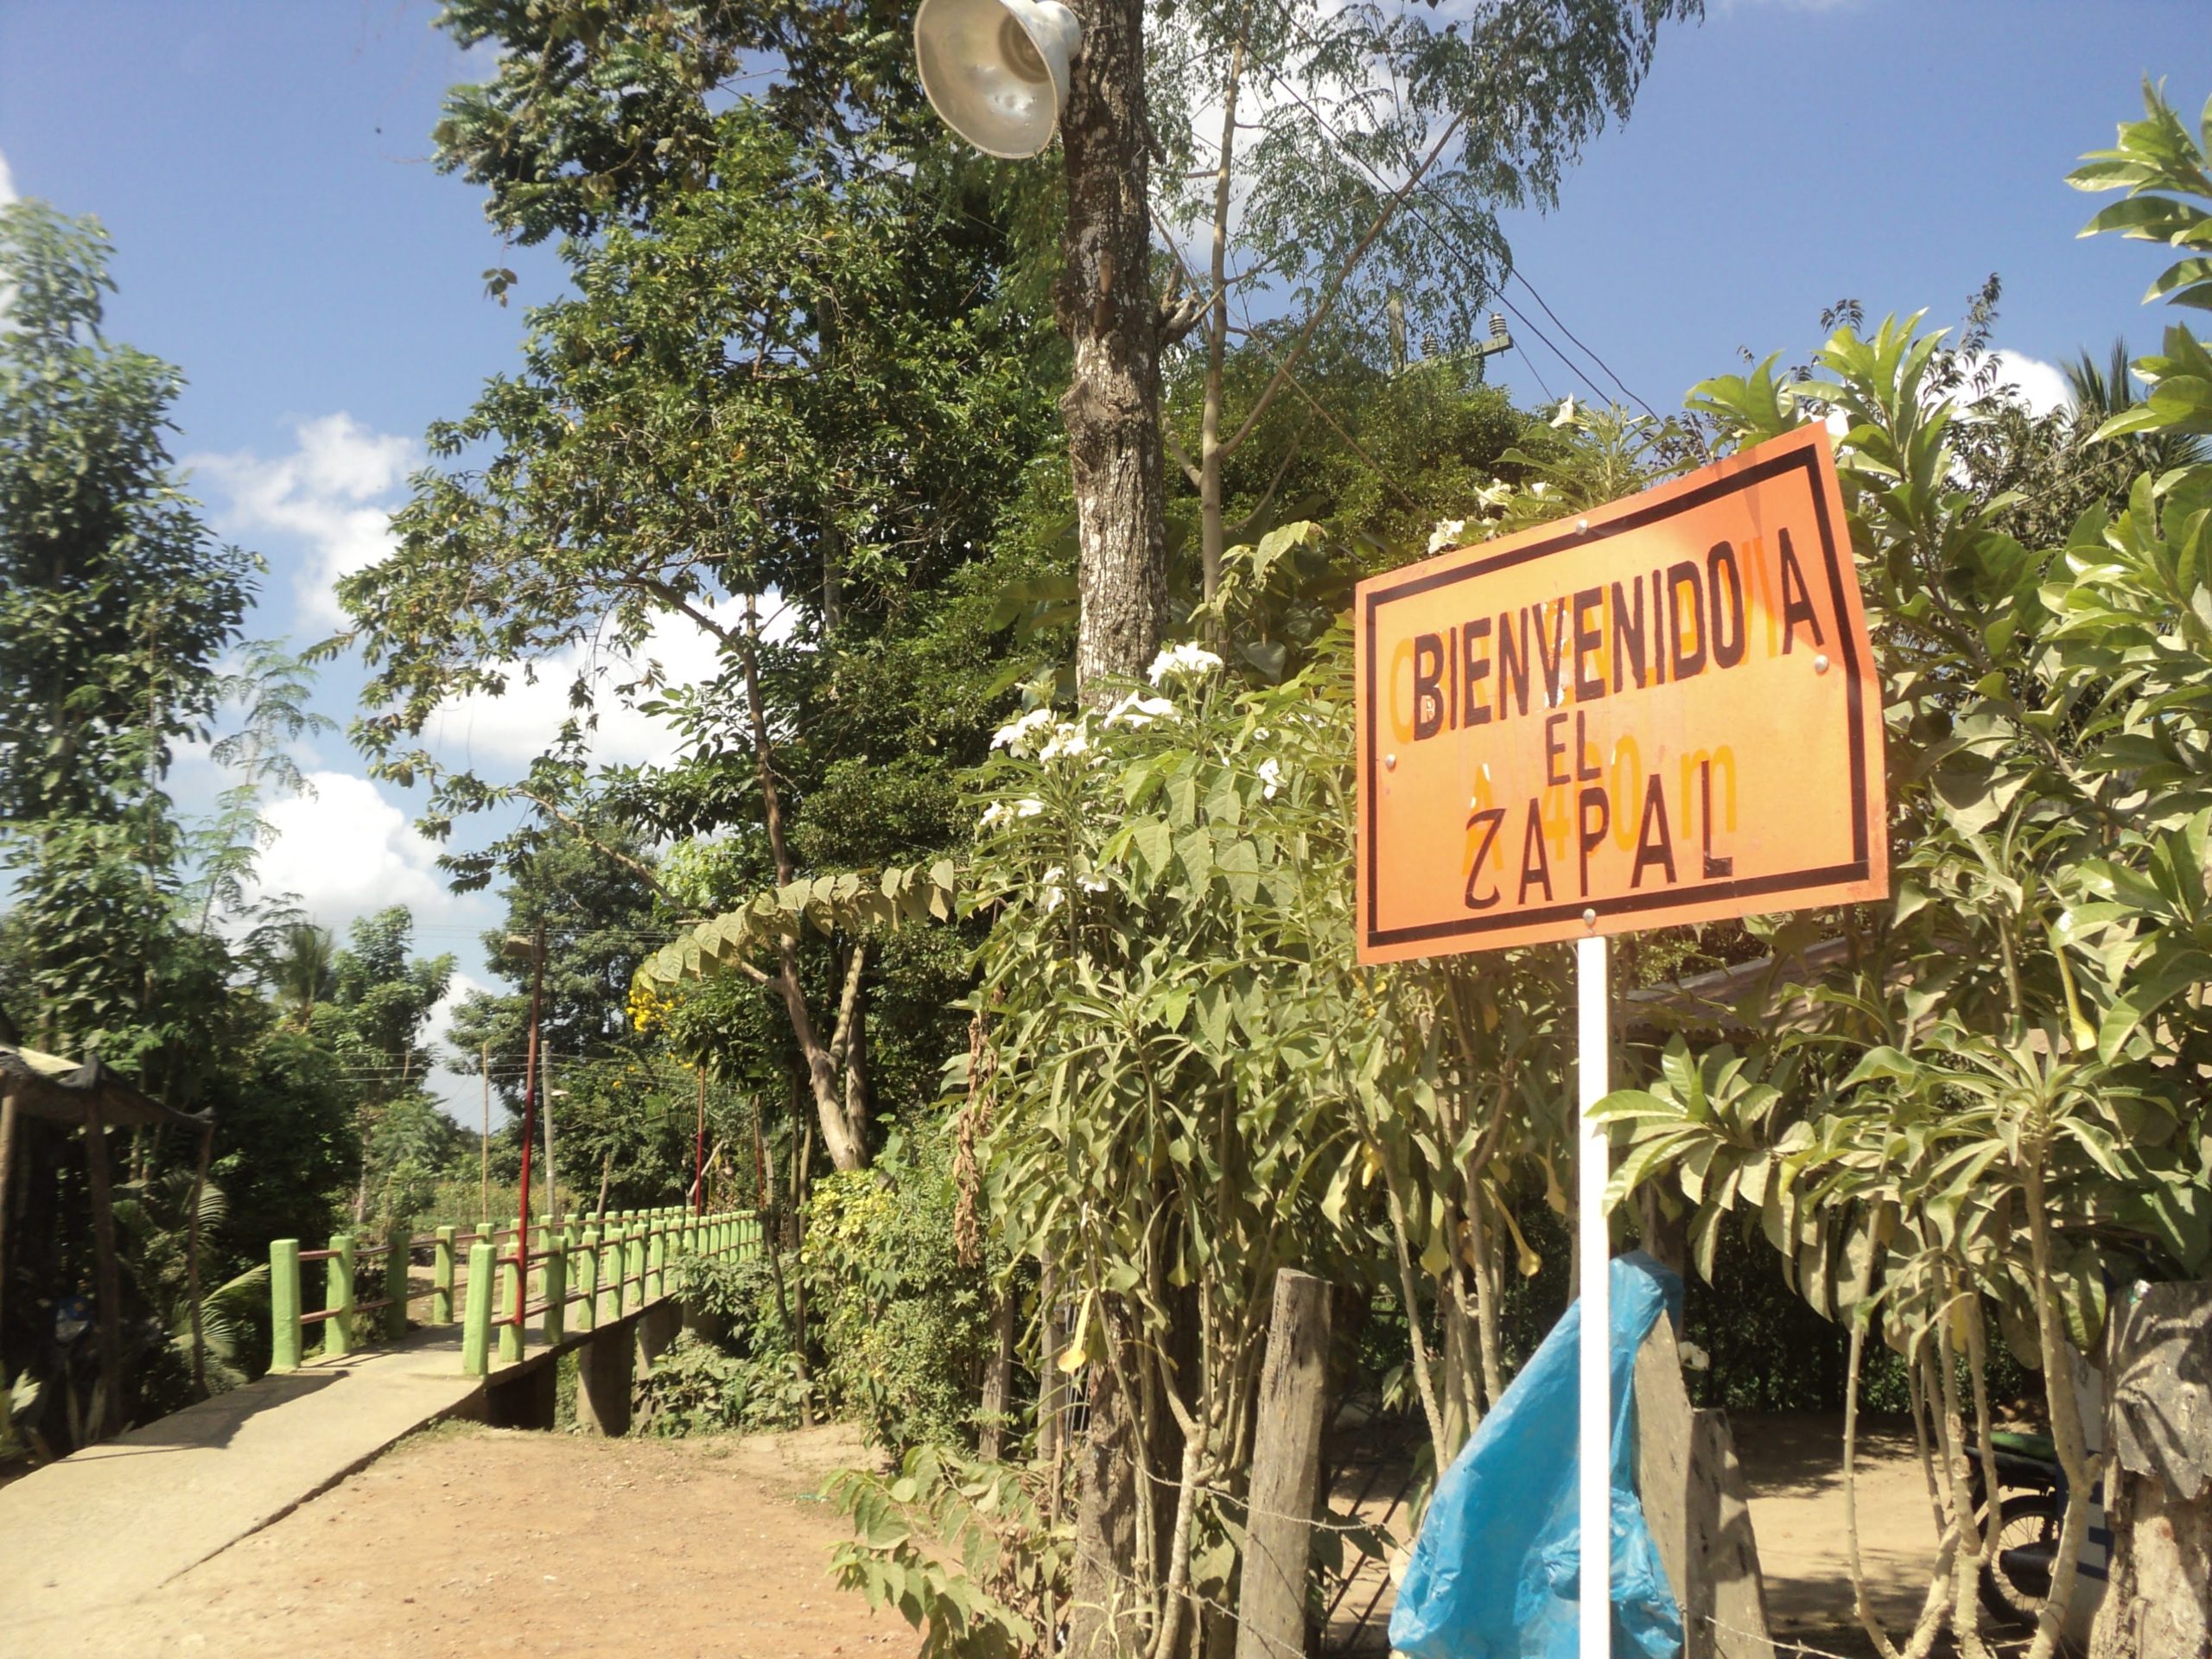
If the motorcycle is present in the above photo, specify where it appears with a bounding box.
[1965,1428,2109,1633]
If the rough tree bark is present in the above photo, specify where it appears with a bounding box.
[2092,1282,2212,1659]
[1054,0,1170,1643]
[1059,0,1168,697]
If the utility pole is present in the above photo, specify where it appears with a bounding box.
[541,1035,560,1223]
[479,1042,490,1221]
[509,925,546,1339]
[693,1067,708,1217]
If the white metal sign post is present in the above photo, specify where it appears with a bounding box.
[1576,934,1611,1659]
[1355,429,1888,1659]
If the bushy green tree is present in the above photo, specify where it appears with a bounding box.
[0,200,255,1067]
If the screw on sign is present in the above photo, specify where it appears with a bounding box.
[1355,423,1888,962]
[1354,423,1888,1659]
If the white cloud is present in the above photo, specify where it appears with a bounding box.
[1987,350,2070,420]
[428,969,491,1055]
[249,769,448,925]
[188,414,416,626]
[426,593,779,772]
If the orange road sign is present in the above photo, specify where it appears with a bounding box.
[1354,424,1887,963]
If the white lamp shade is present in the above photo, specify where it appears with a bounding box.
[914,0,1081,160]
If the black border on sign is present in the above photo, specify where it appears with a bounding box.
[1361,444,1866,950]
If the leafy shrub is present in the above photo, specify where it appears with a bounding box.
[804,1123,1004,1452]
[826,1444,1069,1659]
[633,1331,812,1436]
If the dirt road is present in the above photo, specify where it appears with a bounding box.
[18,1408,1955,1659]
[36,1424,911,1659]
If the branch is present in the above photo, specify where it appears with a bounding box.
[1225,429,1306,536]
[1222,110,1468,461]
[828,940,868,1070]
[1164,429,1205,491]
[512,785,677,902]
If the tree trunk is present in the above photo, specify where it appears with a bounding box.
[2092,1281,2212,1659]
[1236,1269,1332,1659]
[1037,1255,1066,1465]
[1195,26,1246,604]
[1066,1332,1147,1659]
[980,1287,1018,1461]
[1059,0,1168,696]
[735,590,868,1172]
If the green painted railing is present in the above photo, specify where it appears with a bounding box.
[267,1206,764,1376]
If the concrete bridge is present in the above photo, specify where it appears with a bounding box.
[0,1205,756,1637]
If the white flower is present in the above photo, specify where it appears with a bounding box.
[1077,873,1109,893]
[1039,865,1065,913]
[1037,719,1092,764]
[980,801,1009,829]
[1146,641,1225,687]
[1427,518,1467,555]
[1550,395,1580,429]
[1256,757,1283,800]
[1104,692,1179,729]
[989,707,1057,757]
[1528,480,1553,499]
[1014,798,1046,818]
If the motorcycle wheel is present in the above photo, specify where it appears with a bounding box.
[1976,1491,2062,1632]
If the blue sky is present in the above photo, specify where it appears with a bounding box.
[1,0,2203,1109]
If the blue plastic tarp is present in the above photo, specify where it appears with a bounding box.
[1389,1252,1686,1659]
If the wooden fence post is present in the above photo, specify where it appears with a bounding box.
[1235,1268,1332,1659]
[270,1239,302,1371]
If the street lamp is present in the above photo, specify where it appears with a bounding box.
[912,0,1082,159]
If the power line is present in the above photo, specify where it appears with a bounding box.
[1192,0,1643,416]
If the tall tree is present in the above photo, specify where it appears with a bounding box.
[339,9,1057,1172]
[0,201,256,1063]
[316,908,454,1222]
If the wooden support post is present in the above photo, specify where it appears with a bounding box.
[1236,1268,1332,1659]
[270,1239,303,1372]
[325,1233,356,1357]
[434,1226,457,1324]
[461,1240,495,1376]
[1633,1323,1776,1659]
[383,1217,410,1340]
[80,1100,125,1440]
[646,1224,665,1301]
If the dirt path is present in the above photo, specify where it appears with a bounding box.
[1732,1411,1943,1649]
[39,1424,916,1659]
